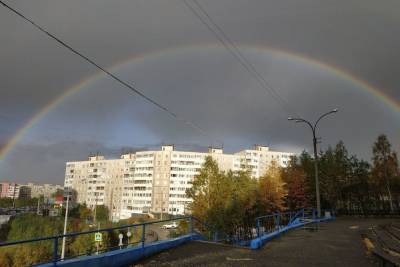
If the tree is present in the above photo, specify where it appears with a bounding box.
[318,142,352,210]
[187,157,261,240]
[69,227,95,256]
[282,156,309,210]
[344,157,371,213]
[298,151,316,204]
[371,134,399,211]
[5,214,64,266]
[186,156,225,224]
[51,188,64,198]
[95,205,110,222]
[69,203,92,222]
[257,161,286,213]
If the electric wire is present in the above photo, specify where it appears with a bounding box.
[0,0,210,139]
[183,0,298,116]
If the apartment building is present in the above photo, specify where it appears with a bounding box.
[234,145,291,178]
[0,182,64,199]
[25,183,63,198]
[0,182,19,199]
[65,145,293,221]
[64,154,126,219]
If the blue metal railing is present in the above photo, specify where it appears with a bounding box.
[256,211,296,238]
[255,208,336,239]
[0,216,202,266]
[0,209,337,265]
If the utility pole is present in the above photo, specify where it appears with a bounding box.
[12,183,17,209]
[61,188,70,260]
[94,197,98,223]
[288,108,338,218]
[36,197,40,215]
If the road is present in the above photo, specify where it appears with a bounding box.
[135,218,398,266]
[145,223,171,242]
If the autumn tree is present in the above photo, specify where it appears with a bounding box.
[3,214,64,266]
[224,170,259,240]
[187,157,268,240]
[186,156,230,233]
[257,161,287,213]
[282,156,309,210]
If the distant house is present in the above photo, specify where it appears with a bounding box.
[54,195,64,207]
[49,208,60,217]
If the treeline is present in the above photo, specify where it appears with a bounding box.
[187,134,400,240]
[0,197,39,208]
[187,158,286,241]
[310,134,400,213]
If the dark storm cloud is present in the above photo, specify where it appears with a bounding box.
[0,0,399,182]
[0,140,152,184]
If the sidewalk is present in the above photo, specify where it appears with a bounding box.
[136,218,398,266]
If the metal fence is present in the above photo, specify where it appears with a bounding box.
[0,216,200,266]
[254,208,335,238]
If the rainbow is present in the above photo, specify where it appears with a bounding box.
[0,44,399,161]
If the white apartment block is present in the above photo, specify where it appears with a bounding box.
[8,183,19,199]
[25,183,63,198]
[64,145,293,221]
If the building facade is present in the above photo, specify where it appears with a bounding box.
[25,183,63,198]
[0,182,20,199]
[0,182,63,199]
[64,145,293,221]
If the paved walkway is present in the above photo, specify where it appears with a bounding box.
[135,218,399,266]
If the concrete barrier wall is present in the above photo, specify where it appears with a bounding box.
[39,233,202,267]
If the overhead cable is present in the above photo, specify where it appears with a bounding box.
[0,0,210,138]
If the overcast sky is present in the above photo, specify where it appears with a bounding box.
[0,0,399,184]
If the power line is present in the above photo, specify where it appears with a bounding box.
[183,0,298,116]
[0,0,209,138]
[186,0,294,114]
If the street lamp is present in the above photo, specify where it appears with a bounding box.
[288,108,338,218]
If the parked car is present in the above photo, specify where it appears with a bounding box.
[161,222,178,229]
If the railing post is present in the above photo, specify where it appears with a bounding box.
[141,224,145,249]
[53,237,58,265]
[277,212,280,229]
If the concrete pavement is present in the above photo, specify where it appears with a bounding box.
[135,218,399,266]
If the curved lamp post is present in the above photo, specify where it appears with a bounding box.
[288,108,338,218]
